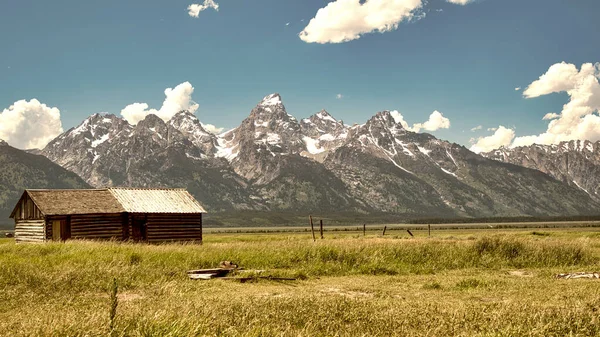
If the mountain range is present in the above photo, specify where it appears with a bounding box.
[0,93,585,222]
[0,140,89,226]
[482,140,600,201]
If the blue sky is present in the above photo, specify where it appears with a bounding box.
[1,0,599,151]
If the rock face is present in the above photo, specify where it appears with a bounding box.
[36,94,600,217]
[482,140,600,200]
[300,109,349,161]
[40,113,261,212]
[0,141,89,224]
[320,111,597,217]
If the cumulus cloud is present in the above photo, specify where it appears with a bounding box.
[470,126,515,153]
[542,112,560,120]
[188,0,219,17]
[121,82,199,125]
[487,127,497,131]
[413,110,451,132]
[299,0,424,44]
[0,99,63,149]
[201,123,224,134]
[513,62,600,147]
[471,125,482,132]
[515,87,521,91]
[336,94,344,99]
[390,110,451,133]
[447,0,476,4]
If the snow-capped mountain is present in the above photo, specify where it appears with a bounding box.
[169,111,218,155]
[39,112,262,211]
[300,110,348,160]
[216,93,306,183]
[321,110,597,216]
[33,93,600,217]
[482,140,600,200]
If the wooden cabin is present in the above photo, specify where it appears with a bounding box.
[9,188,206,243]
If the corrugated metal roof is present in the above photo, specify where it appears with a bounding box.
[25,189,125,215]
[108,188,207,213]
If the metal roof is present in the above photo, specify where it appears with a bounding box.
[10,188,206,217]
[108,188,207,214]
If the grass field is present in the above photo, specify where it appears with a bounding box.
[1,227,600,336]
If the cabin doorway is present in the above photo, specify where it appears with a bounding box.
[132,218,148,242]
[51,219,70,241]
[52,220,61,241]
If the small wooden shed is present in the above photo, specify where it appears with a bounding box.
[9,188,206,243]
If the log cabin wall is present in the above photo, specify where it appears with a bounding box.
[67,213,124,240]
[15,220,45,243]
[145,213,202,243]
[13,194,46,243]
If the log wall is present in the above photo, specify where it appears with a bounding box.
[68,214,124,240]
[15,220,45,243]
[145,213,202,243]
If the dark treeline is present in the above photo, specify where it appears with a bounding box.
[407,215,600,225]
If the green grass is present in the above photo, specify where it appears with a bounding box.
[1,229,600,336]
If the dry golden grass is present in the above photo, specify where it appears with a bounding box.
[1,229,599,336]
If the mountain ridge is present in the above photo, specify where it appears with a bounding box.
[24,93,600,218]
[482,140,600,200]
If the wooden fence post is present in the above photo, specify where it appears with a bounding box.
[428,224,431,237]
[320,220,324,239]
[382,226,387,236]
[407,229,414,237]
[363,224,366,237]
[310,216,316,242]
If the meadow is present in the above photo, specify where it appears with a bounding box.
[1,227,600,336]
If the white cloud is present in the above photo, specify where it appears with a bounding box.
[515,87,521,91]
[470,126,515,153]
[0,99,63,149]
[201,123,224,134]
[413,110,451,132]
[522,62,583,98]
[542,112,560,120]
[390,110,451,133]
[513,62,600,146]
[299,0,424,44]
[471,125,482,132]
[121,82,199,125]
[336,94,344,99]
[188,0,219,17]
[487,127,497,131]
[390,110,412,130]
[447,0,476,4]
[285,22,290,26]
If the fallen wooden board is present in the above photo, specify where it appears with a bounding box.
[187,268,232,274]
[556,272,600,279]
[188,273,217,280]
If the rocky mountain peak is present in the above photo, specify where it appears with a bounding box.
[299,110,349,159]
[169,110,217,154]
[136,113,165,129]
[369,111,406,130]
[259,93,283,107]
[347,110,407,144]
[302,110,344,129]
